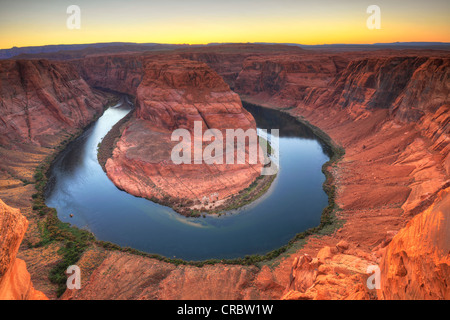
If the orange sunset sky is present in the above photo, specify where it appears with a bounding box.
[0,0,449,49]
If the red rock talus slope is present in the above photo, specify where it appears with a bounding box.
[0,199,47,300]
[282,189,449,300]
[282,240,375,300]
[104,58,262,210]
[379,188,450,300]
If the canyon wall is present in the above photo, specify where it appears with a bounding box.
[322,57,450,122]
[73,55,144,96]
[0,59,108,147]
[326,56,450,214]
[235,54,349,109]
[0,58,114,298]
[178,52,250,89]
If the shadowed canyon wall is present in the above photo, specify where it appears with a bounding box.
[0,59,108,147]
[379,187,449,300]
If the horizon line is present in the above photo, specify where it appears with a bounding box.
[2,41,450,51]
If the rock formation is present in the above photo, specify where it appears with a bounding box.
[0,58,114,298]
[379,188,450,299]
[73,54,144,96]
[282,241,375,300]
[0,199,47,299]
[322,56,450,122]
[235,53,349,109]
[104,58,263,212]
[0,59,107,147]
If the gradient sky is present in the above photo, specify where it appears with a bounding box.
[1,0,449,49]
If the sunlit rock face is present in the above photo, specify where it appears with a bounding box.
[379,188,450,300]
[0,199,47,300]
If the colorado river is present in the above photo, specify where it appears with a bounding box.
[45,97,330,260]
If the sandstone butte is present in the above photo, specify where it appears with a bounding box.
[102,58,263,212]
[0,44,448,300]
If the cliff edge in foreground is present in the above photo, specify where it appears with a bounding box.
[104,58,264,214]
[379,187,450,300]
[0,199,47,300]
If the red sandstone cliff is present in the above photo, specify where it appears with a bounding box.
[73,54,144,96]
[235,54,349,109]
[326,57,450,214]
[177,44,308,89]
[0,199,47,300]
[379,188,450,299]
[321,57,450,122]
[0,58,114,298]
[0,59,108,147]
[282,188,449,300]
